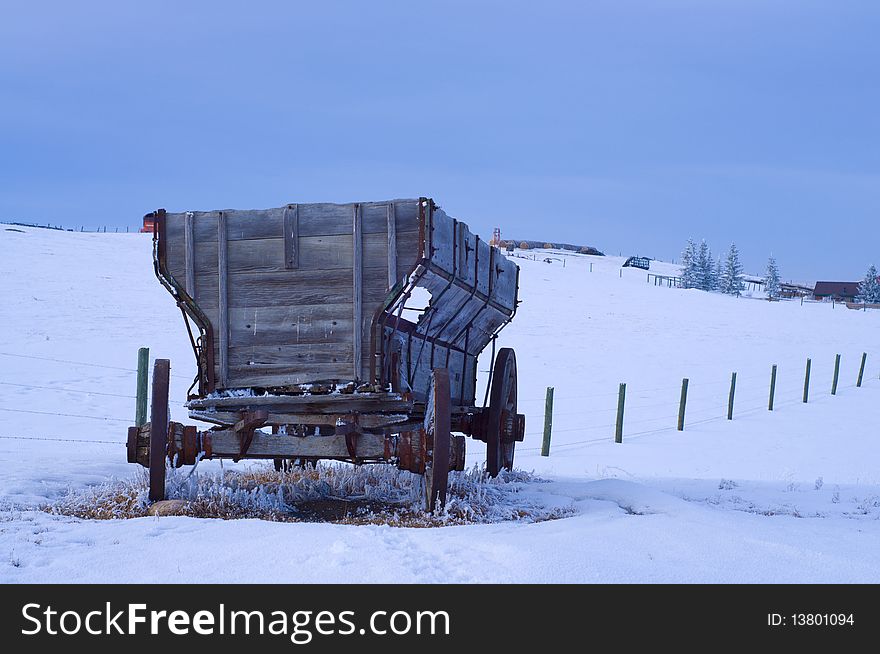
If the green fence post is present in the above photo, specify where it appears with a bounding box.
[803,358,811,403]
[857,353,867,388]
[727,372,737,420]
[677,378,689,431]
[768,364,777,411]
[135,347,150,426]
[541,387,554,457]
[831,354,841,395]
[615,383,626,443]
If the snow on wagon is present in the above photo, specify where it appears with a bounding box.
[127,198,525,511]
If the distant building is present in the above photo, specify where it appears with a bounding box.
[813,281,860,302]
[779,283,813,299]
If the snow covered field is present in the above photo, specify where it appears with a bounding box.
[2,225,879,583]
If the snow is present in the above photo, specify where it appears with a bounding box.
[2,226,880,582]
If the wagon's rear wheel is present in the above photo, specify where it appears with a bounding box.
[148,359,170,502]
[486,348,517,477]
[424,368,451,513]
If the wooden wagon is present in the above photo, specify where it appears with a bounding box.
[127,198,525,511]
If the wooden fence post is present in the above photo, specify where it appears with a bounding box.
[831,354,841,395]
[677,378,688,431]
[768,364,777,411]
[135,347,150,426]
[615,383,626,443]
[803,358,811,403]
[727,372,737,420]
[857,353,867,388]
[541,387,554,457]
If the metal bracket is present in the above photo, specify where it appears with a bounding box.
[335,414,361,459]
[232,409,268,462]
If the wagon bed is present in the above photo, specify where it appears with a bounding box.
[131,197,525,511]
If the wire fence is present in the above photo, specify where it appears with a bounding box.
[0,350,876,459]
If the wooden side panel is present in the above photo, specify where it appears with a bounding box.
[386,203,397,289]
[429,207,456,275]
[283,204,299,268]
[164,212,187,282]
[217,212,229,386]
[353,204,363,379]
[491,256,519,312]
[228,304,354,347]
[184,212,195,295]
[158,199,473,390]
[475,236,492,296]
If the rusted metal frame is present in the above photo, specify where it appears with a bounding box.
[152,209,217,395]
[374,270,421,387]
[482,335,498,409]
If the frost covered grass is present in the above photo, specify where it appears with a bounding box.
[46,463,575,527]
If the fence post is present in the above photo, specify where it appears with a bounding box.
[727,372,737,420]
[677,378,688,431]
[541,387,554,457]
[857,353,866,388]
[768,364,777,411]
[803,358,811,403]
[615,383,626,443]
[831,354,841,395]
[135,347,150,426]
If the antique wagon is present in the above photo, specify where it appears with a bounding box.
[127,198,525,511]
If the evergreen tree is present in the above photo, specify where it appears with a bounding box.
[720,243,744,296]
[764,255,781,299]
[857,264,880,303]
[713,258,723,292]
[680,239,699,289]
[697,240,712,291]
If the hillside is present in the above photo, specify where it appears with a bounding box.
[1,226,880,582]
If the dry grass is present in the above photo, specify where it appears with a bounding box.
[46,462,575,527]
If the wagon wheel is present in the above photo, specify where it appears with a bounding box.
[148,359,170,502]
[423,368,451,513]
[486,348,517,477]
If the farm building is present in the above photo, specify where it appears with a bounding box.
[813,281,861,302]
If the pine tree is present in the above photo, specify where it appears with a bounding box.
[721,243,744,296]
[697,240,712,291]
[680,239,699,289]
[857,264,880,303]
[764,255,781,299]
[713,259,723,292]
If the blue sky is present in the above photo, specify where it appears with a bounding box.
[1,1,877,281]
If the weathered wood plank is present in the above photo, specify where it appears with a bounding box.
[164,212,186,281]
[283,204,298,269]
[429,206,456,275]
[225,365,356,387]
[387,203,397,290]
[228,343,352,367]
[184,202,421,243]
[190,410,408,428]
[192,233,390,274]
[188,391,410,411]
[184,211,195,296]
[218,212,229,386]
[206,430,388,458]
[194,266,390,309]
[227,303,354,347]
[353,204,363,380]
